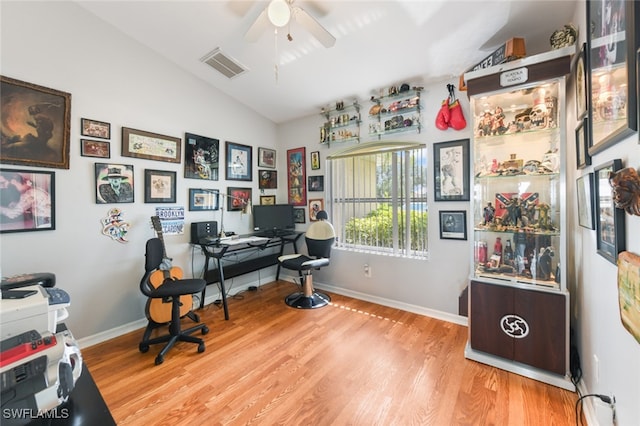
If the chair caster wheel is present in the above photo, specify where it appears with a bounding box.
[202,326,209,335]
[139,344,149,353]
[198,343,205,353]
[155,355,164,365]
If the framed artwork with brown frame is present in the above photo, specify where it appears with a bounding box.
[144,169,176,203]
[308,198,324,221]
[225,141,252,181]
[576,173,595,230]
[433,139,470,201]
[184,132,219,181]
[80,118,111,140]
[258,147,276,168]
[0,76,71,169]
[188,188,219,211]
[258,170,277,189]
[95,163,134,204]
[81,139,110,158]
[260,195,276,205]
[287,147,306,206]
[575,117,591,169]
[122,127,181,163]
[0,168,55,233]
[227,187,252,211]
[586,0,638,155]
[594,159,625,264]
[439,210,467,240]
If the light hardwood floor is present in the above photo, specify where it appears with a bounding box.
[82,280,579,425]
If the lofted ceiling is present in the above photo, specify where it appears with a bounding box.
[76,0,578,124]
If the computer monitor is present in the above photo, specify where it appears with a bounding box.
[252,204,295,233]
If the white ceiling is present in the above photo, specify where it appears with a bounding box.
[76,0,578,124]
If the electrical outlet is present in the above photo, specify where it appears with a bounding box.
[364,264,371,278]
[593,354,599,384]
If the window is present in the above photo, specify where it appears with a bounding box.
[327,142,428,259]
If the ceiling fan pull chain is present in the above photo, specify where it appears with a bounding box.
[274,28,279,84]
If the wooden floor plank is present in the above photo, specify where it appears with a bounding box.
[82,280,579,425]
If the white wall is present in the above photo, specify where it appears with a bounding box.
[0,1,279,338]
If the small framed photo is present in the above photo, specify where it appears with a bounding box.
[227,187,251,211]
[226,141,252,181]
[81,139,110,158]
[309,198,324,221]
[573,42,588,120]
[258,170,277,189]
[0,168,55,233]
[258,147,276,168]
[95,163,134,204]
[293,208,305,224]
[594,159,626,264]
[576,173,595,230]
[81,118,111,139]
[260,195,276,205]
[308,175,324,192]
[439,210,467,240]
[189,188,219,211]
[575,118,590,169]
[310,151,321,170]
[433,139,470,201]
[144,169,176,203]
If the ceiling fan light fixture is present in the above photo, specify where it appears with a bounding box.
[267,0,291,27]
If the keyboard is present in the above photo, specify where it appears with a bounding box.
[221,236,269,246]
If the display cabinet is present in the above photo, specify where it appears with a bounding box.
[320,101,360,146]
[368,87,421,138]
[463,47,574,390]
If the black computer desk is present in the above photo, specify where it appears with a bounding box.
[197,232,303,319]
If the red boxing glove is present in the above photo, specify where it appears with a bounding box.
[435,99,450,130]
[448,99,467,130]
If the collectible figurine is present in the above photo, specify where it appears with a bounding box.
[494,237,503,257]
[478,111,493,136]
[503,239,514,266]
[491,106,507,135]
[537,247,554,281]
[483,202,495,224]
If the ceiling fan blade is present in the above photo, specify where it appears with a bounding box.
[244,8,270,42]
[227,0,256,17]
[295,7,336,48]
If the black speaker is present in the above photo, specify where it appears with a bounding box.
[190,221,218,244]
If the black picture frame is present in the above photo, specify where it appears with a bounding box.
[594,159,625,264]
[308,175,324,192]
[433,139,470,201]
[144,169,176,203]
[95,163,134,204]
[225,141,252,181]
[81,118,111,140]
[258,147,276,168]
[0,76,71,169]
[577,173,595,230]
[293,208,305,224]
[310,151,321,170]
[184,132,219,181]
[227,187,252,211]
[575,117,591,169]
[188,188,219,211]
[439,210,467,240]
[586,0,639,155]
[573,42,589,120]
[0,168,55,233]
[258,170,277,189]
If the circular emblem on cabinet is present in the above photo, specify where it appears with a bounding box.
[500,314,529,339]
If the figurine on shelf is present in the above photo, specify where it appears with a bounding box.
[494,237,503,257]
[483,202,495,225]
[537,246,555,281]
[477,111,493,136]
[503,239,514,266]
[491,106,507,135]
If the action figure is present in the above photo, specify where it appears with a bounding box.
[483,202,495,225]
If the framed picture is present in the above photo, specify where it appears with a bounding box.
[0,76,71,169]
[586,0,638,155]
[573,42,588,119]
[258,147,276,168]
[433,139,470,201]
[81,139,110,158]
[575,118,591,169]
[188,188,219,211]
[225,141,252,181]
[184,132,219,181]
[258,170,277,189]
[287,147,306,206]
[308,198,324,221]
[144,169,176,203]
[122,127,181,163]
[293,208,305,224]
[227,187,251,211]
[260,195,276,205]
[594,159,625,264]
[577,173,595,230]
[94,163,134,204]
[311,151,321,170]
[308,175,324,192]
[0,168,55,233]
[617,251,640,344]
[81,118,110,139]
[439,210,467,240]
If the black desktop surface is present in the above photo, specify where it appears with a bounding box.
[252,228,296,238]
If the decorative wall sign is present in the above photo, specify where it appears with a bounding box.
[100,207,130,243]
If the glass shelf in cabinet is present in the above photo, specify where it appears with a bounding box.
[474,270,561,290]
[474,125,560,141]
[368,123,421,136]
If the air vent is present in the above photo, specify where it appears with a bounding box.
[200,48,248,79]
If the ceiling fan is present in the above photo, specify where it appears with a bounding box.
[244,0,336,48]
